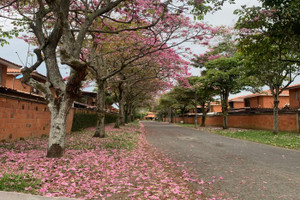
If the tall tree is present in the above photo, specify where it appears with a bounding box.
[202,56,244,129]
[0,0,181,157]
[235,0,300,134]
[188,76,216,127]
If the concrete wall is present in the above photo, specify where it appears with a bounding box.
[165,112,299,133]
[0,96,74,140]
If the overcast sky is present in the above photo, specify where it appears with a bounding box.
[0,0,267,95]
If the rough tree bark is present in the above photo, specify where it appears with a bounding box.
[221,91,229,129]
[93,80,106,138]
[273,88,280,134]
[200,101,206,127]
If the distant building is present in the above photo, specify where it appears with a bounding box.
[286,84,300,109]
[243,89,289,108]
[144,112,155,120]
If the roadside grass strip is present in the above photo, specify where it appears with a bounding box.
[215,129,300,150]
[176,123,300,150]
[0,123,220,199]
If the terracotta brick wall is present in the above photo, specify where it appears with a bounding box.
[0,65,7,86]
[289,88,300,108]
[248,96,289,108]
[233,101,244,109]
[5,75,32,93]
[165,113,299,132]
[0,96,74,140]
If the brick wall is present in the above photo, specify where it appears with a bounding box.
[248,96,289,108]
[0,96,74,140]
[5,75,32,93]
[165,112,299,132]
[289,88,300,108]
[0,65,7,86]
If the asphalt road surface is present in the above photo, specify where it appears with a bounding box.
[143,121,300,200]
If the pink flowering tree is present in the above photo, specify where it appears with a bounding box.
[0,0,203,157]
[109,48,190,128]
[81,9,214,137]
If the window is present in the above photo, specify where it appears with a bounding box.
[296,91,298,100]
[245,99,250,107]
[229,102,234,109]
[257,97,260,105]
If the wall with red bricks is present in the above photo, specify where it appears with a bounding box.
[166,113,298,132]
[289,88,300,108]
[233,101,244,109]
[0,96,74,140]
[5,75,32,93]
[210,104,222,112]
[0,65,7,86]
[248,96,289,108]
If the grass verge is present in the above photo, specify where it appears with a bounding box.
[215,129,300,150]
[175,123,300,150]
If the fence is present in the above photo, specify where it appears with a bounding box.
[164,110,300,133]
[0,88,74,140]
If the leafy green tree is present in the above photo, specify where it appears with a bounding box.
[168,86,194,123]
[235,0,300,134]
[188,76,216,127]
[203,56,244,129]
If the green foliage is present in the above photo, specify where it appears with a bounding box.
[188,0,236,19]
[235,0,300,88]
[0,173,41,193]
[215,129,300,150]
[204,56,245,96]
[72,113,118,131]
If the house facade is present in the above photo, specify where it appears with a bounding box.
[287,84,300,109]
[0,57,21,87]
[243,90,289,108]
[228,96,245,109]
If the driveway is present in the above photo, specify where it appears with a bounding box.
[143,121,300,200]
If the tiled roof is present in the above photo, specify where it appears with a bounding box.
[0,86,45,102]
[243,89,289,98]
[286,83,300,90]
[0,57,22,69]
[7,68,21,73]
[229,95,248,102]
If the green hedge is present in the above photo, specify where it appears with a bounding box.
[71,113,118,132]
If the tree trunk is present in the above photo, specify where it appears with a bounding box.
[119,92,125,126]
[201,102,206,127]
[115,84,125,128]
[94,80,106,138]
[129,104,134,122]
[168,107,172,123]
[194,101,198,128]
[46,101,70,158]
[124,103,129,124]
[222,93,229,129]
[273,96,279,134]
[181,108,185,124]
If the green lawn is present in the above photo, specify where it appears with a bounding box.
[215,129,300,150]
[175,123,300,150]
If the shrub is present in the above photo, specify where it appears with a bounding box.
[72,113,118,131]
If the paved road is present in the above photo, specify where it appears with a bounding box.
[143,121,300,200]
